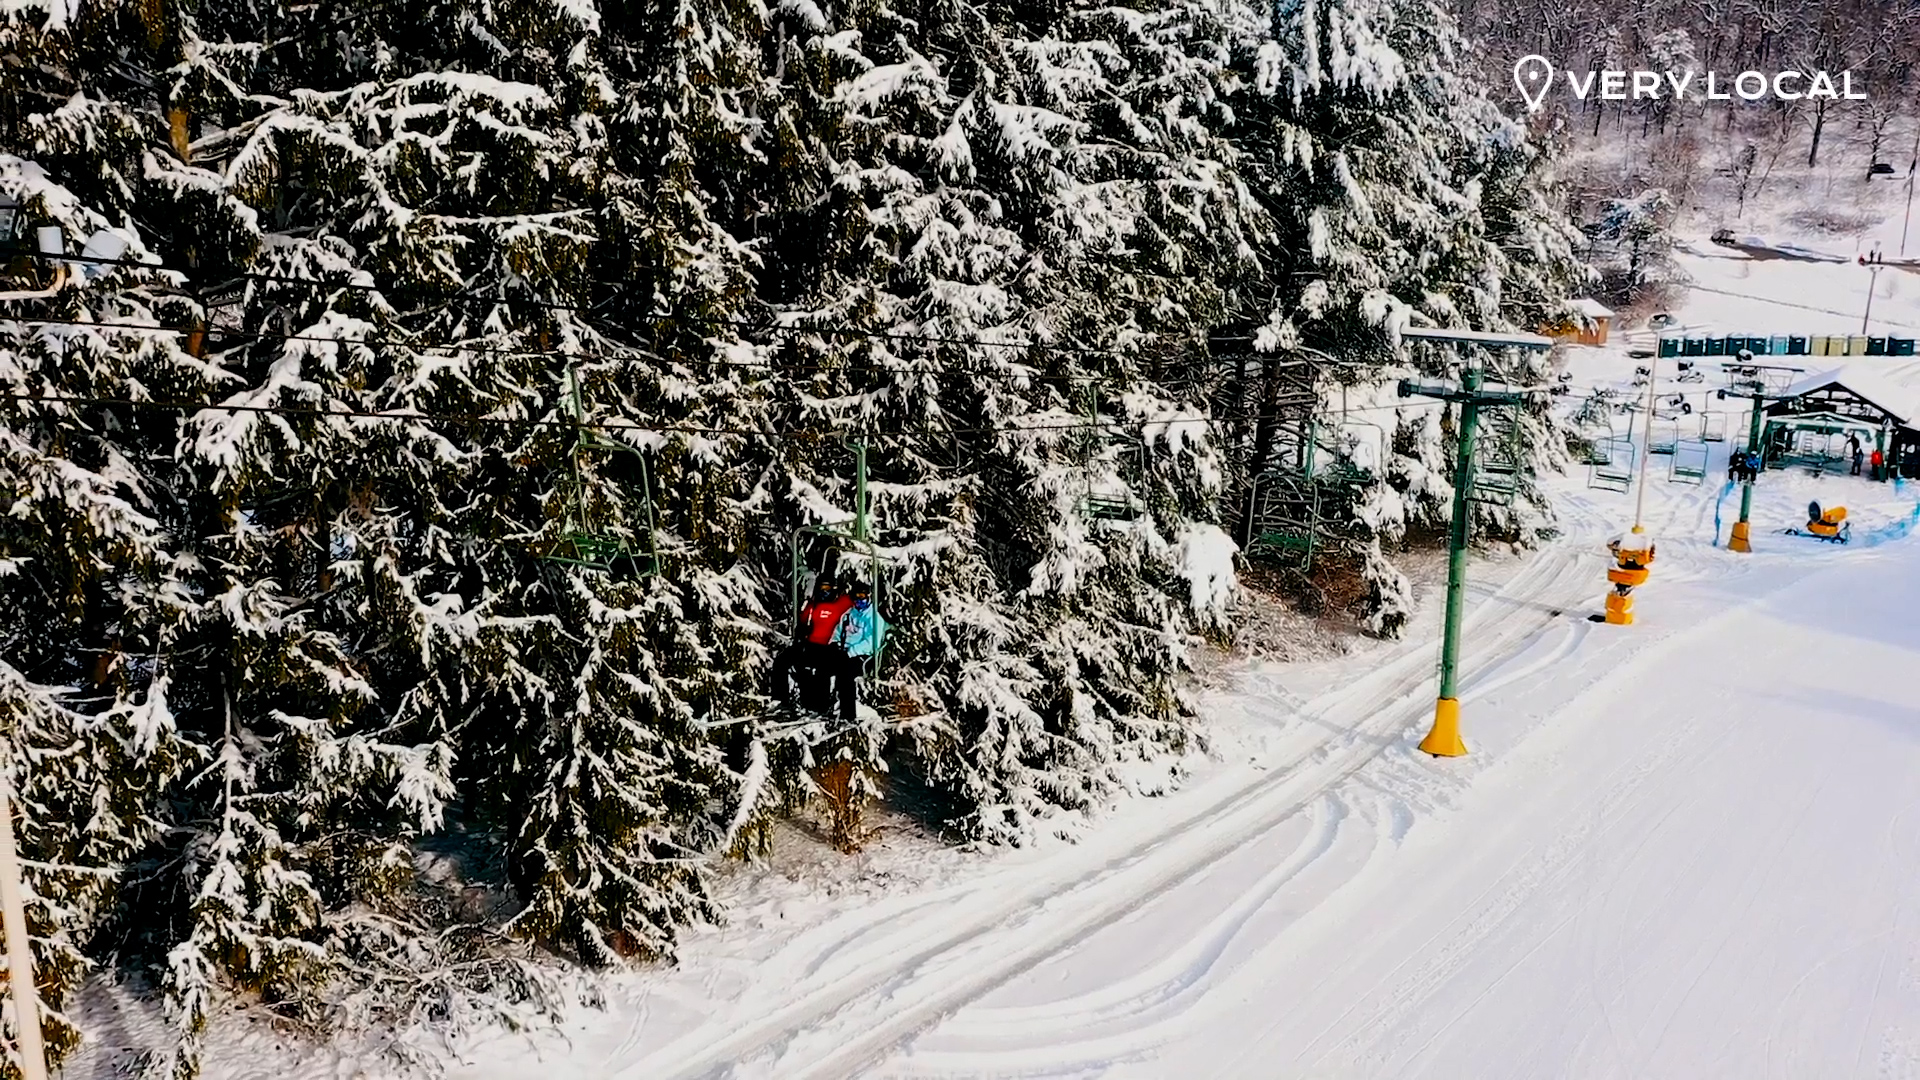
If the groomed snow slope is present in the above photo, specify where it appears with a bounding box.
[874,521,1920,1079]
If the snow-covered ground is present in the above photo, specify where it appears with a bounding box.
[75,232,1920,1080]
[871,504,1920,1080]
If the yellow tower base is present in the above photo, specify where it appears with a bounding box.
[1419,697,1467,757]
[1604,591,1634,625]
[1728,520,1751,553]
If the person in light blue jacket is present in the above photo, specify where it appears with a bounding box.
[831,581,888,721]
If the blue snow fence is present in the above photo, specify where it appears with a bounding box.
[1712,479,1736,546]
[1858,478,1920,545]
[1860,479,1920,547]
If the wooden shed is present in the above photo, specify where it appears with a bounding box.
[1542,298,1614,346]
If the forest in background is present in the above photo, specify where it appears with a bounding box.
[1471,0,1920,271]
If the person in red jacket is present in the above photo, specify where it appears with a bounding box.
[773,574,853,711]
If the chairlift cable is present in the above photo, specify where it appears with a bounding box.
[0,388,1319,439]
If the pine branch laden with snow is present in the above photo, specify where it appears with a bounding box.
[7,0,769,1071]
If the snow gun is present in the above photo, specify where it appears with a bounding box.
[1599,529,1655,625]
[1782,501,1850,544]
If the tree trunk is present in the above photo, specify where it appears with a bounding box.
[1807,99,1828,168]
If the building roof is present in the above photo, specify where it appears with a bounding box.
[1569,297,1614,318]
[1774,366,1920,428]
[1400,326,1556,350]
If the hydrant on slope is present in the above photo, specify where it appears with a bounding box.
[1603,528,1655,625]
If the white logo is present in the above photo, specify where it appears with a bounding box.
[1514,57,1868,107]
[1514,55,1555,112]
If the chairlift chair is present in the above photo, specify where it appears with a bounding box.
[786,438,895,684]
[1575,436,1615,465]
[540,366,660,578]
[1648,419,1680,456]
[1469,405,1525,506]
[1241,469,1321,567]
[1077,387,1145,522]
[1668,440,1709,484]
[1588,436,1636,492]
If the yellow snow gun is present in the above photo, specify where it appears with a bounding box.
[1784,501,1851,544]
[1598,532,1655,625]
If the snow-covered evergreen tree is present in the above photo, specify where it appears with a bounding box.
[747,0,1260,841]
[0,156,207,1071]
[1220,0,1582,633]
[9,0,770,1071]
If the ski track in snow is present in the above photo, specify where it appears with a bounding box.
[588,541,1603,1080]
[853,425,1920,1074]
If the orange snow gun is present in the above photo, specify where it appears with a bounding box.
[1600,535,1655,625]
[1791,501,1851,543]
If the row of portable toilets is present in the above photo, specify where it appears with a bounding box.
[1659,334,1919,358]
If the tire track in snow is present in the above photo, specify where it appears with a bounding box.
[923,794,1351,1044]
[608,544,1598,1080]
[1295,707,1710,1077]
[1288,535,1857,1077]
[887,788,1411,1078]
[911,631,1616,1080]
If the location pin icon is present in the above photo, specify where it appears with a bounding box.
[1513,55,1554,112]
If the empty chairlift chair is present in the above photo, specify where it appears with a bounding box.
[1668,440,1709,484]
[1076,388,1144,522]
[541,366,660,578]
[1470,406,1525,505]
[1648,418,1680,456]
[1588,437,1636,492]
